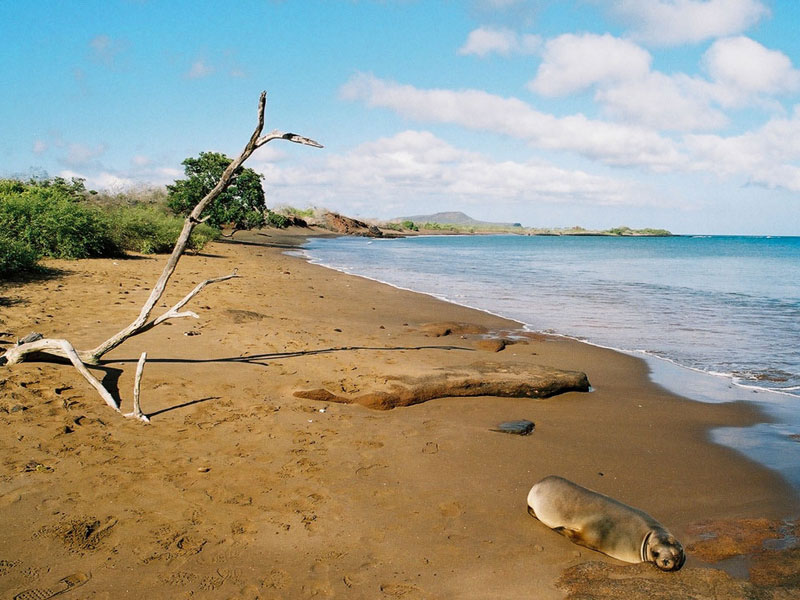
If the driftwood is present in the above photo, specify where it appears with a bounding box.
[1,92,322,421]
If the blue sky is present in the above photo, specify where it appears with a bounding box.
[2,0,799,234]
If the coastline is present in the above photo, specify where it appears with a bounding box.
[1,227,798,599]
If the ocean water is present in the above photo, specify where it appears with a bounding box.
[301,234,800,488]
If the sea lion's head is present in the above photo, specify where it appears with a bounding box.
[646,531,685,571]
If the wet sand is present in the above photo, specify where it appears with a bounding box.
[1,227,798,599]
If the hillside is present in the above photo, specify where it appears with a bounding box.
[393,211,522,229]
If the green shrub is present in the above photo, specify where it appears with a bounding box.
[401,220,418,231]
[0,179,221,275]
[281,206,315,218]
[0,184,116,259]
[104,204,219,254]
[266,211,290,228]
[0,235,40,277]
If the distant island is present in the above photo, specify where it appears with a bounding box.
[383,211,672,237]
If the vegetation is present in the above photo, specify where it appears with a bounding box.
[266,210,290,228]
[166,151,266,230]
[0,178,218,278]
[103,203,218,254]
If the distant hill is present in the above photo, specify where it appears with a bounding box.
[393,211,522,228]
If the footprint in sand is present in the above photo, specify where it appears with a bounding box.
[13,572,90,600]
[438,501,464,518]
[380,582,426,598]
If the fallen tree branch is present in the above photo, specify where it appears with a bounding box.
[1,91,321,418]
[149,270,239,329]
[82,92,321,365]
[124,352,149,422]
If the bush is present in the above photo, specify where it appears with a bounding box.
[0,184,116,259]
[0,235,40,276]
[104,204,219,254]
[0,179,221,276]
[266,211,290,228]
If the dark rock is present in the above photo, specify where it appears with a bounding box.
[491,420,534,435]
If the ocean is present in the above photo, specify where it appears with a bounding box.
[300,234,800,489]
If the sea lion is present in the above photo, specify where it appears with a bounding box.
[527,475,685,571]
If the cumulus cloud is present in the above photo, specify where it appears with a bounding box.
[527,32,798,132]
[340,73,685,169]
[529,33,651,96]
[607,0,769,46]
[459,26,541,57]
[703,36,800,98]
[255,130,645,215]
[596,71,729,131]
[684,106,800,190]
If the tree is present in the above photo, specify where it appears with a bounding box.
[167,151,267,230]
[1,92,322,421]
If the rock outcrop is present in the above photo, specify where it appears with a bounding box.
[321,212,383,237]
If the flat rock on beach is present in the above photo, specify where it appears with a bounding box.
[0,228,798,599]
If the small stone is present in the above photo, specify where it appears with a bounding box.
[10,405,26,413]
[534,545,544,552]
[197,467,210,473]
[491,420,535,435]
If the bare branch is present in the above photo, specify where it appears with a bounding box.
[83,92,319,364]
[151,271,239,328]
[3,91,321,418]
[124,352,150,423]
[256,130,324,148]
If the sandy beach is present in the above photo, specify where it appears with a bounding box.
[1,228,799,599]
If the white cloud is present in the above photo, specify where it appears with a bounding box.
[63,143,107,167]
[608,0,769,46]
[529,33,651,96]
[528,32,798,132]
[684,105,800,190]
[56,169,132,191]
[596,71,729,131]
[340,73,685,169]
[459,26,541,57]
[256,130,645,214]
[33,140,48,154]
[703,36,800,97]
[186,59,214,79]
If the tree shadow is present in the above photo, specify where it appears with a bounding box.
[1,265,69,284]
[146,396,220,418]
[106,344,474,368]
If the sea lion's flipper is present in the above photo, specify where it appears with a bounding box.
[551,526,582,541]
[527,505,538,519]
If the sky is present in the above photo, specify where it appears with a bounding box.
[2,0,799,235]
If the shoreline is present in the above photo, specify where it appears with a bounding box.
[1,228,799,598]
[300,231,800,492]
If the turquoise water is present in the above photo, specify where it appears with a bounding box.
[302,234,800,488]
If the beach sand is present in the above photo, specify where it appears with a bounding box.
[1,228,798,599]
